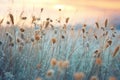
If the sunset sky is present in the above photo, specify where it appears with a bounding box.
[0,0,120,25]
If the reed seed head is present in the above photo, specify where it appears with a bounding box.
[66,17,70,23]
[0,18,4,25]
[74,72,85,80]
[105,19,108,27]
[57,60,64,69]
[112,46,120,57]
[51,38,57,44]
[83,24,87,27]
[61,35,65,39]
[95,57,102,65]
[6,21,10,24]
[17,38,20,43]
[41,8,44,13]
[6,32,9,36]
[109,76,116,80]
[82,28,85,33]
[9,13,14,25]
[62,60,69,68]
[21,17,27,20]
[36,77,42,80]
[46,18,50,21]
[9,42,14,47]
[90,76,99,80]
[20,28,25,32]
[94,34,97,39]
[35,34,40,41]
[46,69,54,78]
[107,40,112,46]
[95,22,99,29]
[59,8,62,11]
[50,58,57,67]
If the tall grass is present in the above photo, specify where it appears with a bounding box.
[0,9,120,80]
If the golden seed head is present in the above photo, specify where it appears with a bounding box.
[59,8,62,11]
[51,38,57,44]
[112,46,120,57]
[50,58,57,67]
[20,28,25,32]
[41,8,44,13]
[9,13,14,25]
[94,50,99,54]
[105,19,108,27]
[94,34,97,39]
[83,24,87,27]
[107,40,112,45]
[46,69,54,78]
[62,60,69,68]
[57,60,64,68]
[35,34,40,41]
[0,18,4,25]
[36,77,42,80]
[61,35,65,39]
[66,17,70,23]
[109,76,116,80]
[17,38,20,43]
[50,19,53,22]
[21,17,27,20]
[95,22,99,29]
[90,76,99,80]
[32,16,36,23]
[46,18,50,21]
[82,28,85,33]
[95,57,102,65]
[74,72,85,80]
[6,21,10,24]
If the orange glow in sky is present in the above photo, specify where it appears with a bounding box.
[0,0,120,24]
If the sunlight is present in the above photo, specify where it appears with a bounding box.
[54,4,64,10]
[53,4,75,11]
[24,0,58,5]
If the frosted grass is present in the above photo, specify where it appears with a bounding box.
[0,25,120,80]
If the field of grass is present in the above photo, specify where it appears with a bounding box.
[0,11,120,80]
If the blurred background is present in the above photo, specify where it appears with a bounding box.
[0,0,120,29]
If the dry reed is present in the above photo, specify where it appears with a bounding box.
[95,22,99,29]
[112,46,120,57]
[9,13,14,25]
[66,17,70,23]
[0,18,4,25]
[105,19,108,27]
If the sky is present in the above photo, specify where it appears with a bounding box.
[0,0,120,25]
